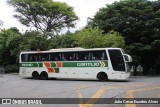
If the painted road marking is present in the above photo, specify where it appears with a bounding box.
[76,84,144,107]
[76,90,83,106]
[77,88,107,107]
[76,84,146,107]
[125,90,136,107]
[125,86,160,107]
[76,83,159,107]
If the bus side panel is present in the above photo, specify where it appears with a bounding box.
[19,67,57,78]
[56,68,68,78]
[67,67,111,79]
[19,67,43,77]
[67,68,95,79]
[19,67,31,77]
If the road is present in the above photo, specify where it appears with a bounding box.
[0,74,160,107]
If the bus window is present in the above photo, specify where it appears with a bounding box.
[108,49,125,71]
[76,51,90,61]
[62,52,75,61]
[39,53,49,61]
[91,50,108,60]
[21,54,28,62]
[50,53,61,61]
[102,51,108,60]
[27,54,39,62]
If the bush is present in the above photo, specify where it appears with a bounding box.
[5,64,19,73]
[0,67,5,74]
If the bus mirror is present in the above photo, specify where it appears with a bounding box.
[123,54,132,62]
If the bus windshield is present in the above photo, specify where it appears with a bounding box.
[108,49,125,71]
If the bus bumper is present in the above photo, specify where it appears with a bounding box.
[116,72,130,80]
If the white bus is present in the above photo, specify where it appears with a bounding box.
[19,48,132,81]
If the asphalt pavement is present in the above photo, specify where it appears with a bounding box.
[0,73,160,107]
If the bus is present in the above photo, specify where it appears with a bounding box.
[19,48,132,81]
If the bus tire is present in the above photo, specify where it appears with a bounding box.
[97,72,108,81]
[32,71,39,79]
[40,71,48,80]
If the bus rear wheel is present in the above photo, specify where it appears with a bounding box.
[40,71,48,80]
[97,72,108,81]
[32,71,39,79]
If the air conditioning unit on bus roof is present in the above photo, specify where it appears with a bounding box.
[49,47,84,51]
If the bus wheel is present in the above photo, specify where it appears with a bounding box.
[32,71,39,79]
[40,71,48,80]
[97,72,108,81]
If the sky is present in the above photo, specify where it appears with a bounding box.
[0,0,119,33]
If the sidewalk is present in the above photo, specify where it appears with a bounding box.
[130,75,160,78]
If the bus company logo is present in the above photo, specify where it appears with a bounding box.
[77,62,100,67]
[22,63,33,67]
[2,99,11,104]
[100,61,105,67]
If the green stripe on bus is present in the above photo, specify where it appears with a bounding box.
[63,62,106,67]
[19,61,108,67]
[104,61,108,67]
[38,63,43,67]
[54,68,59,73]
[63,62,77,67]
[51,63,56,67]
[19,63,39,67]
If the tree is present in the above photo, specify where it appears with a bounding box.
[60,31,76,48]
[87,0,160,74]
[7,0,78,34]
[103,31,125,48]
[74,28,104,48]
[0,29,20,66]
[9,27,21,34]
[19,31,49,51]
[74,28,125,48]
[0,28,52,72]
[0,29,50,67]
[49,31,76,48]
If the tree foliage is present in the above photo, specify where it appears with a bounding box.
[19,31,49,51]
[88,0,160,44]
[74,28,104,48]
[48,31,76,48]
[0,29,20,65]
[0,29,50,68]
[87,0,160,74]
[74,28,125,48]
[9,27,21,34]
[8,0,78,33]
[103,31,125,48]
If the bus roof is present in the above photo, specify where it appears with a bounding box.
[20,47,122,54]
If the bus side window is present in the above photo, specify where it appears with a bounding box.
[91,50,108,60]
[62,52,75,61]
[77,51,90,61]
[39,53,48,61]
[21,54,28,62]
[102,51,108,60]
[91,51,100,60]
[50,53,61,61]
[55,58,58,61]
[28,54,39,62]
[75,53,79,60]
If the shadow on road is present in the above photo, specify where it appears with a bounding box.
[23,77,129,82]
